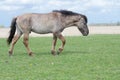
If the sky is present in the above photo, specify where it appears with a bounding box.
[0,0,120,27]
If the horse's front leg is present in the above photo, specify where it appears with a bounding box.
[57,34,66,54]
[51,34,57,55]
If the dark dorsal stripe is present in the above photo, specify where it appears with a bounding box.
[53,10,79,16]
[53,10,87,23]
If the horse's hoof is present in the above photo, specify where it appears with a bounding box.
[51,50,57,56]
[59,48,63,52]
[8,51,13,56]
[57,48,63,55]
[29,52,33,56]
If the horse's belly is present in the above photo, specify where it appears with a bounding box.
[31,26,52,34]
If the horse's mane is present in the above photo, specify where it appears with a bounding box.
[53,10,79,16]
[53,10,87,23]
[81,15,88,23]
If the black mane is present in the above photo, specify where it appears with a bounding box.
[53,10,88,23]
[82,15,88,23]
[53,10,79,16]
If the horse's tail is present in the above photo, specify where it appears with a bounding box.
[7,17,17,45]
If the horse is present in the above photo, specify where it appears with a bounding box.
[7,10,89,56]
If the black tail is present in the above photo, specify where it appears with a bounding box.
[7,17,17,45]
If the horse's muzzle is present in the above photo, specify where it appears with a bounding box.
[78,28,89,36]
[83,30,89,36]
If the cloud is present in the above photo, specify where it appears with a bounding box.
[83,0,120,13]
[48,0,72,6]
[0,0,34,11]
[0,0,119,13]
[0,5,23,11]
[1,0,34,5]
[47,0,120,13]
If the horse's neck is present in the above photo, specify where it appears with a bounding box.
[62,19,76,28]
[61,16,79,28]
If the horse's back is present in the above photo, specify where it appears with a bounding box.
[16,12,61,34]
[30,13,60,34]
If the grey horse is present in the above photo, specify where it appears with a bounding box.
[7,10,89,56]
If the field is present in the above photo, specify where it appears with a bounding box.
[0,35,120,80]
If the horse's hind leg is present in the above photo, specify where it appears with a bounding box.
[9,34,21,56]
[23,33,33,56]
[57,34,66,54]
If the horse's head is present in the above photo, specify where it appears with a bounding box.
[54,10,89,36]
[77,15,89,36]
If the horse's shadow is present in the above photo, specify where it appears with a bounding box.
[62,50,90,55]
[34,49,90,56]
[13,48,90,56]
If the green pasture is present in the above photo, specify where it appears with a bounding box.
[0,35,120,80]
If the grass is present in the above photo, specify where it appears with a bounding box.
[0,35,120,80]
